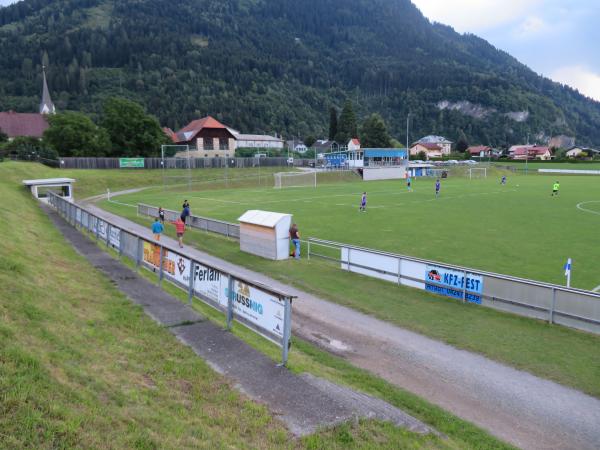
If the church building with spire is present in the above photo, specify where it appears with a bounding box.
[0,66,55,140]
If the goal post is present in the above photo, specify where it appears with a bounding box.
[468,167,487,179]
[161,144,192,190]
[274,171,317,189]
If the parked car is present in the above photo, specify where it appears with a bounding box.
[447,160,459,164]
[465,160,478,165]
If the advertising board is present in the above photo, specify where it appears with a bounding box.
[109,227,120,248]
[228,281,285,340]
[119,158,145,168]
[425,264,483,304]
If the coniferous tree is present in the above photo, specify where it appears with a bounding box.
[336,100,357,143]
[361,113,391,148]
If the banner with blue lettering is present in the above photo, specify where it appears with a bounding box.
[425,265,483,304]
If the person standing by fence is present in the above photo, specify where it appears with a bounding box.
[289,224,301,259]
[180,200,191,228]
[171,217,186,248]
[151,217,164,241]
[158,206,165,223]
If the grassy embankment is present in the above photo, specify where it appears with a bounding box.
[0,162,461,449]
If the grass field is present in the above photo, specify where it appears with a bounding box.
[107,169,600,290]
[1,165,517,448]
[2,162,474,448]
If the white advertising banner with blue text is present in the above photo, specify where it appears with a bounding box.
[425,265,483,304]
[228,281,285,340]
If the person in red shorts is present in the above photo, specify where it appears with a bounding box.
[171,217,186,248]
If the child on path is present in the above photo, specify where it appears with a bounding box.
[435,179,441,198]
[151,217,164,241]
[171,217,186,248]
[359,192,367,211]
[289,223,301,259]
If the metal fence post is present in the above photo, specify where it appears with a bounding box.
[188,260,195,305]
[549,287,557,324]
[307,240,311,260]
[136,236,141,269]
[158,245,164,286]
[106,223,111,247]
[397,257,402,285]
[462,270,468,303]
[281,296,293,366]
[227,276,234,330]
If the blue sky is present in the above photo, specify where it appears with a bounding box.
[1,0,598,101]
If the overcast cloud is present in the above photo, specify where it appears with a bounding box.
[412,0,600,101]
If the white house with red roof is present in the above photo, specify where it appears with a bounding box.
[347,138,361,151]
[509,145,553,160]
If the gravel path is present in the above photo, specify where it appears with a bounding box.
[86,201,600,450]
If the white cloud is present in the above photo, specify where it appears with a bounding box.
[551,66,600,102]
[515,16,548,37]
[411,0,542,32]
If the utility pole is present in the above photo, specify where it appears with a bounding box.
[406,113,412,159]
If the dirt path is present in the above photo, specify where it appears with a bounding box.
[86,201,600,450]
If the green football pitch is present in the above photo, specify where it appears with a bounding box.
[103,171,600,290]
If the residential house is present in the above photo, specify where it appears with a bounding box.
[467,145,492,158]
[0,111,49,140]
[312,140,339,153]
[566,146,600,158]
[227,129,284,149]
[0,67,55,140]
[509,145,553,160]
[169,116,237,158]
[286,140,308,154]
[409,142,443,160]
[413,135,452,155]
[347,138,361,151]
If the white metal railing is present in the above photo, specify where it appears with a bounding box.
[48,192,294,365]
[308,237,600,335]
[138,203,240,240]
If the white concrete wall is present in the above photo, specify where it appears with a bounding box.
[362,166,406,181]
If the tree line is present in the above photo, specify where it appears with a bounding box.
[0,97,167,160]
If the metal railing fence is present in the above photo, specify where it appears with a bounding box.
[58,157,316,169]
[308,238,600,335]
[137,203,240,240]
[48,192,295,365]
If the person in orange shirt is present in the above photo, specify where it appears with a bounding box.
[171,217,186,248]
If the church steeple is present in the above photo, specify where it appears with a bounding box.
[40,65,56,115]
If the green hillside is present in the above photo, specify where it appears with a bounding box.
[1,0,599,147]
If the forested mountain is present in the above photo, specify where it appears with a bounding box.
[1,0,600,147]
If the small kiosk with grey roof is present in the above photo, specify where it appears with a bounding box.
[22,178,75,203]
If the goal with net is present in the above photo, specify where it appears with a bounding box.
[468,167,487,179]
[274,171,317,189]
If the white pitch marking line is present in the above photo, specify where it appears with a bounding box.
[576,201,600,216]
[593,285,600,293]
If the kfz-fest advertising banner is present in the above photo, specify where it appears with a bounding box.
[425,265,483,304]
